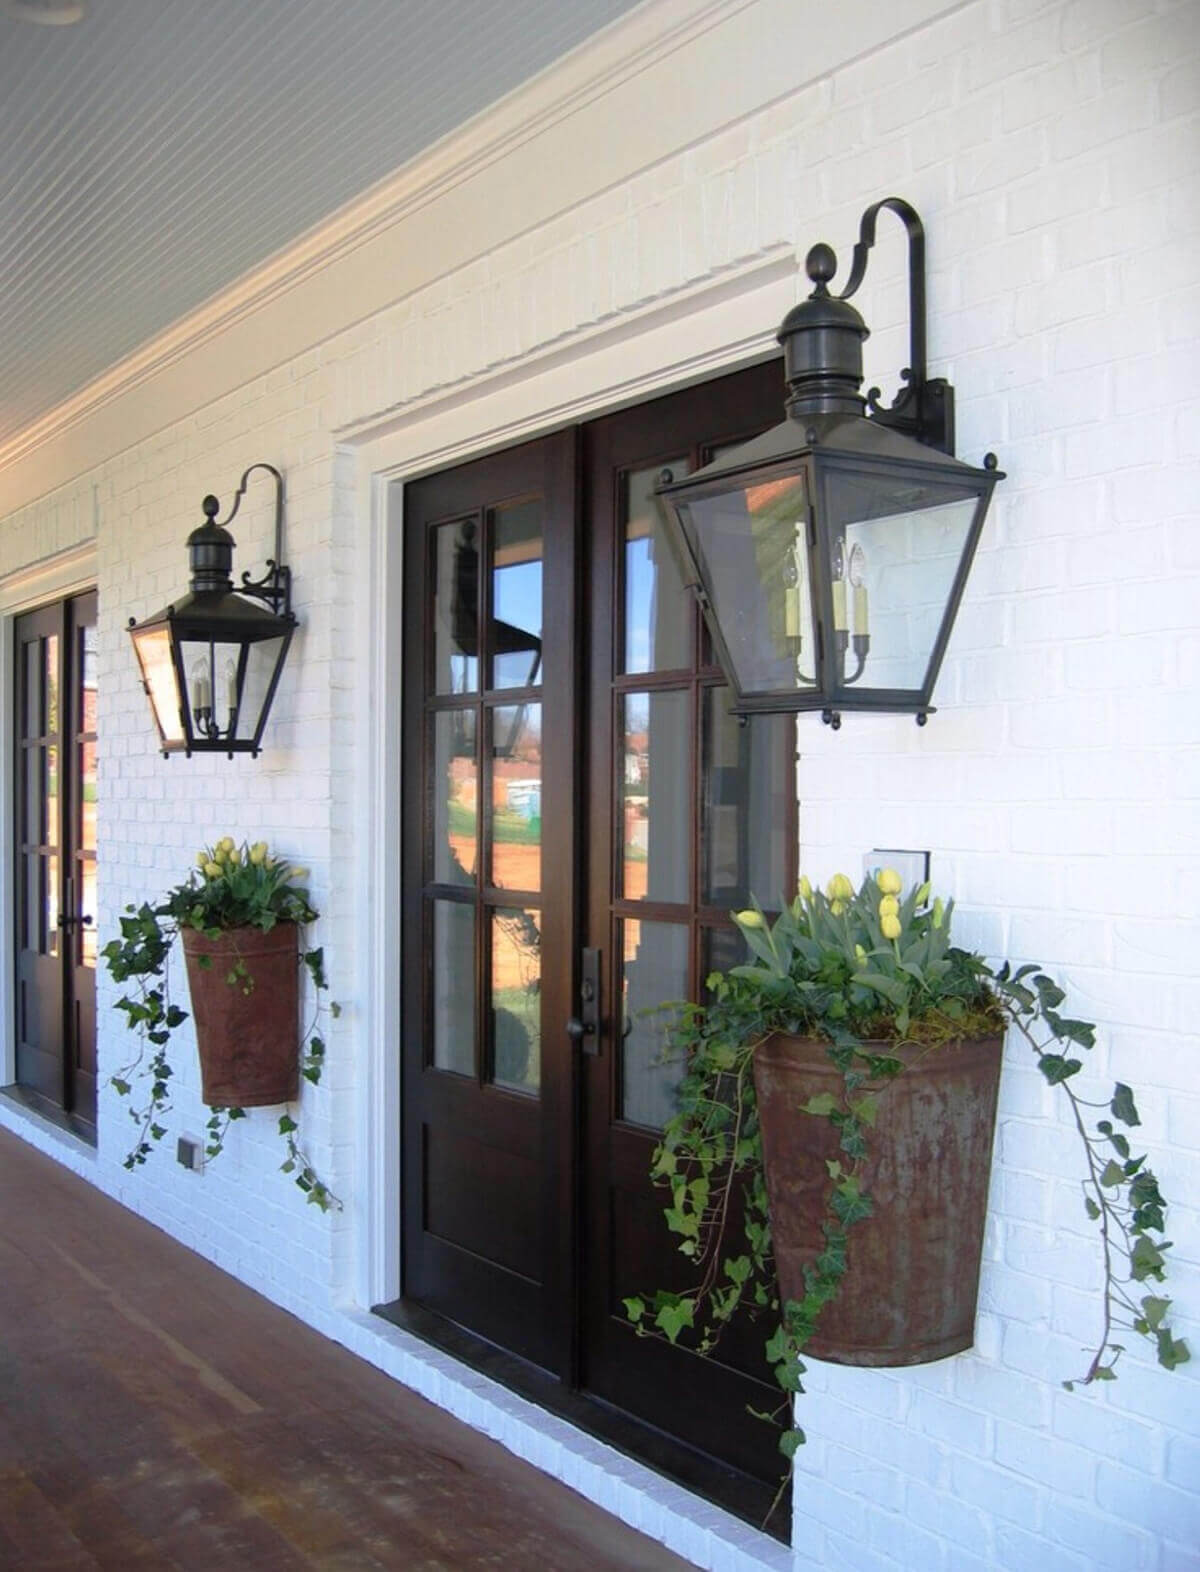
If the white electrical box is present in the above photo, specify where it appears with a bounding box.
[863,849,930,892]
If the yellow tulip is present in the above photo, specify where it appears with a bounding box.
[218,836,236,854]
[854,944,867,963]
[735,909,765,928]
[196,850,209,869]
[826,873,853,902]
[876,867,902,896]
[830,899,846,917]
[290,866,310,881]
[879,895,899,919]
[204,861,222,879]
[798,876,812,901]
[932,897,945,929]
[881,913,902,940]
[249,841,268,865]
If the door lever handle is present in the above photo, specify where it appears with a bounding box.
[569,947,602,1056]
[57,913,93,928]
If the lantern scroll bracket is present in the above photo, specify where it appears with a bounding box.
[839,196,955,457]
[212,462,292,617]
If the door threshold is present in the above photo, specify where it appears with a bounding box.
[374,1298,789,1542]
[0,1084,96,1146]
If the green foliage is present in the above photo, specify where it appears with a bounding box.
[629,870,1186,1483]
[102,837,340,1211]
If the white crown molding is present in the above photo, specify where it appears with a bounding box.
[0,0,751,476]
[0,0,965,516]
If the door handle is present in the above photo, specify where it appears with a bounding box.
[568,947,601,1056]
[57,913,93,928]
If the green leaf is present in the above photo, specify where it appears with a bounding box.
[1156,1332,1190,1371]
[1131,1235,1166,1281]
[778,1428,805,1460]
[623,1297,644,1325]
[1140,1295,1170,1331]
[654,1299,695,1345]
[111,1078,131,1096]
[278,1114,299,1135]
[1084,1197,1100,1220]
[1111,1084,1141,1126]
[851,1094,880,1128]
[1100,1160,1126,1188]
[1038,1053,1082,1085]
[802,1093,838,1117]
[1093,1365,1117,1381]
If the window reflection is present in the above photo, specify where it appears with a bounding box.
[491,704,541,892]
[621,690,689,904]
[490,907,541,1094]
[620,918,688,1129]
[623,460,692,674]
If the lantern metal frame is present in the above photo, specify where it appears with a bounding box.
[128,462,297,758]
[657,197,1004,727]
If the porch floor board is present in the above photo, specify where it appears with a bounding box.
[0,1129,696,1571]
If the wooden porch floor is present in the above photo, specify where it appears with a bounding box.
[0,1129,696,1571]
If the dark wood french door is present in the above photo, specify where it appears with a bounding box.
[13,591,98,1134]
[399,363,795,1510]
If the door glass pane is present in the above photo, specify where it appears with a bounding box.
[702,923,746,990]
[702,687,794,910]
[620,917,688,1128]
[432,899,475,1075]
[490,500,543,690]
[80,623,98,733]
[620,690,689,904]
[490,907,541,1095]
[46,853,58,956]
[79,740,97,854]
[44,635,58,737]
[433,518,480,694]
[81,858,97,968]
[23,856,41,949]
[623,459,692,674]
[24,643,40,736]
[491,703,541,893]
[45,746,58,849]
[433,711,476,884]
[24,748,42,845]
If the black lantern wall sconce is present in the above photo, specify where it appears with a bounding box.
[128,462,297,757]
[658,197,1004,727]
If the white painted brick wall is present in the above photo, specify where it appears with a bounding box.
[0,0,1197,1567]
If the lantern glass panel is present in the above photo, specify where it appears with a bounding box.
[131,625,185,744]
[826,469,981,693]
[232,635,287,744]
[178,637,244,744]
[679,467,817,699]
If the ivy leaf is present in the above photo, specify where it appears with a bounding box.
[1131,1236,1166,1281]
[1111,1084,1141,1127]
[778,1428,806,1460]
[1038,1054,1082,1085]
[623,1297,644,1325]
[1084,1197,1100,1220]
[1139,1295,1170,1331]
[654,1299,695,1345]
[851,1094,880,1128]
[278,1114,299,1135]
[1156,1332,1190,1371]
[111,1078,131,1096]
[802,1093,838,1117]
[1099,1160,1126,1188]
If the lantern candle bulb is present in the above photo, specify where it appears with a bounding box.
[832,576,847,632]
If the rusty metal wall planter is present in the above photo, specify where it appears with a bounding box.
[753,1031,1004,1366]
[181,924,301,1107]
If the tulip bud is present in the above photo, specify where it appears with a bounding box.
[876,867,902,896]
[932,897,945,929]
[830,899,846,917]
[854,943,867,963]
[290,867,310,881]
[196,851,209,869]
[204,861,222,879]
[881,913,902,940]
[218,836,235,854]
[826,873,853,902]
[879,895,899,919]
[735,909,765,929]
[798,876,812,901]
[249,841,268,865]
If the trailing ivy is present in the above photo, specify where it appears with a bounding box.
[102,839,341,1210]
[625,874,1187,1472]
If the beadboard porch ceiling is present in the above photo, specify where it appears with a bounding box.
[0,0,643,452]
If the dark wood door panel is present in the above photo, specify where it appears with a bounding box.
[13,593,95,1132]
